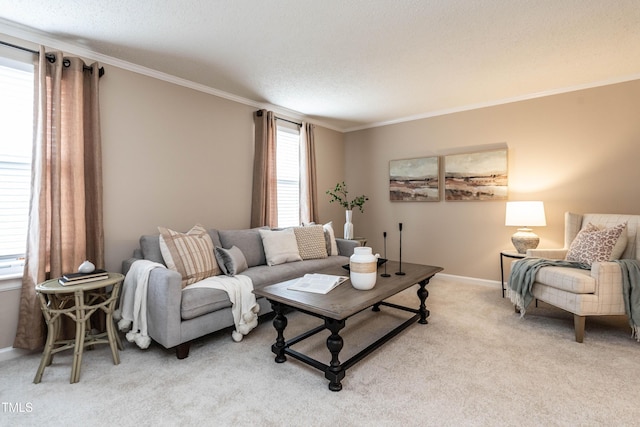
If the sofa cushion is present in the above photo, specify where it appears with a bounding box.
[158,224,220,288]
[181,287,232,320]
[140,235,164,264]
[218,227,267,267]
[215,245,248,276]
[534,266,596,294]
[566,222,626,264]
[323,222,339,256]
[244,255,350,289]
[258,228,302,266]
[294,225,328,260]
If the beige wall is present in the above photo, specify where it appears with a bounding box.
[344,80,640,281]
[1,63,346,352]
[100,66,346,273]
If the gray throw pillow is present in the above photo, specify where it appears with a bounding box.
[218,227,267,267]
[214,246,248,276]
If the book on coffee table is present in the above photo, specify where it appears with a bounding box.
[287,273,348,294]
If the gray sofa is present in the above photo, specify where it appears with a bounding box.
[122,226,358,358]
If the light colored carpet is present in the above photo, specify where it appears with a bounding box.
[1,276,639,426]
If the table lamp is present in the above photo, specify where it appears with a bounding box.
[505,201,546,254]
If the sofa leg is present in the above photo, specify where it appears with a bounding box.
[574,315,585,343]
[176,342,191,359]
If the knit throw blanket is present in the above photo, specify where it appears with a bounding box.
[507,258,590,316]
[115,260,167,349]
[508,257,640,342]
[186,274,259,342]
[615,259,640,342]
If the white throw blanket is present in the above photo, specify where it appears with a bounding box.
[116,260,260,349]
[186,274,259,342]
[115,259,166,349]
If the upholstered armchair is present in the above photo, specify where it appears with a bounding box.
[520,212,639,342]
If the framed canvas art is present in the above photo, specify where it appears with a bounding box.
[389,156,440,202]
[444,149,508,201]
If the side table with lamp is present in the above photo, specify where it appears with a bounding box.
[502,201,546,297]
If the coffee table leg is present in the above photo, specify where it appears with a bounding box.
[417,279,431,324]
[324,318,346,391]
[271,302,288,363]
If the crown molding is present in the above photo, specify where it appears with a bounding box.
[0,19,343,132]
[343,73,640,132]
[3,18,639,135]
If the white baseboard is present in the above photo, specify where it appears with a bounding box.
[0,346,37,363]
[435,272,501,289]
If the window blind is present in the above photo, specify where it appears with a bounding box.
[0,59,33,275]
[276,126,300,228]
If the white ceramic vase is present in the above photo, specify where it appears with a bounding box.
[350,246,377,290]
[344,209,354,240]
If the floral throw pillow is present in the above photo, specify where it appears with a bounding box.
[565,222,626,264]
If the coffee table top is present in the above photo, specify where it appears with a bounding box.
[253,261,442,320]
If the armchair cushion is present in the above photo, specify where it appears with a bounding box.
[565,222,626,264]
[534,266,595,294]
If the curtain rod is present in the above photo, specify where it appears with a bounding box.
[0,40,105,77]
[255,109,301,127]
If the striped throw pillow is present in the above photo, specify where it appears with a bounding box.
[158,224,220,288]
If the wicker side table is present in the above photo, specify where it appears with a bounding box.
[34,272,124,384]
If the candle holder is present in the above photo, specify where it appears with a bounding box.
[396,223,405,276]
[381,231,390,277]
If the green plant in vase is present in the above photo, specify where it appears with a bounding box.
[326,182,368,239]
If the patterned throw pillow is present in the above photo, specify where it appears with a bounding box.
[565,222,626,264]
[158,224,220,288]
[293,225,328,260]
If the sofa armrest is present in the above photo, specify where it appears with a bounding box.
[145,268,183,349]
[336,238,358,257]
[121,257,139,276]
[526,248,568,259]
[591,261,624,295]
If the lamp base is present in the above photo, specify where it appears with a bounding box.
[511,228,540,254]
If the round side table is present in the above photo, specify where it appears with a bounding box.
[34,272,124,384]
[500,250,526,298]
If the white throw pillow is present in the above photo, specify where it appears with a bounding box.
[259,228,302,266]
[323,221,339,256]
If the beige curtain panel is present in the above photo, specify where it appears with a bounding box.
[300,122,318,224]
[14,48,104,350]
[251,109,278,228]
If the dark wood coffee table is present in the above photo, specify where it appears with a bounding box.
[253,261,443,391]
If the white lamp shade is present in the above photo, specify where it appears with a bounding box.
[505,201,546,227]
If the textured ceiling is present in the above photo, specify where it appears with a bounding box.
[1,0,640,131]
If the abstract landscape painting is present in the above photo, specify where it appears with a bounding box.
[389,156,439,201]
[444,149,508,201]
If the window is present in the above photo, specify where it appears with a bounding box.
[0,48,34,277]
[276,125,300,228]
